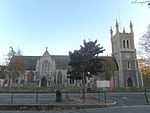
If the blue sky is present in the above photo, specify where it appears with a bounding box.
[0,0,150,64]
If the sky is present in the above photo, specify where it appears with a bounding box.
[0,0,150,64]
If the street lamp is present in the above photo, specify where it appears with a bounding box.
[87,72,90,75]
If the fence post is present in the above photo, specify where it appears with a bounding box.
[98,92,100,100]
[11,92,14,103]
[104,92,106,103]
[56,90,62,102]
[144,92,149,103]
[66,91,68,98]
[36,92,38,103]
[94,91,95,98]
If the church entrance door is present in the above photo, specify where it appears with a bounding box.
[127,77,133,87]
[41,77,47,87]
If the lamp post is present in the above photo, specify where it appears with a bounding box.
[81,65,86,99]
[87,72,90,92]
[81,66,91,98]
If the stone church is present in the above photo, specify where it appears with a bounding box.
[7,50,70,87]
[5,21,143,88]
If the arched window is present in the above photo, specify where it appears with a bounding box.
[41,77,47,87]
[57,71,62,85]
[12,71,20,84]
[27,71,34,83]
[42,60,50,75]
[127,40,130,48]
[123,40,126,48]
[127,62,131,69]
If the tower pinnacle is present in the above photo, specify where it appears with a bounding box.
[115,20,119,33]
[130,21,133,33]
[123,27,126,33]
[110,27,113,37]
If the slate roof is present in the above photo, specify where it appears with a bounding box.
[9,55,70,70]
[51,55,70,70]
[22,56,40,70]
[100,56,119,71]
[9,55,118,71]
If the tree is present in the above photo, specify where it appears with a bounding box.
[132,0,150,6]
[4,47,14,66]
[67,39,105,98]
[5,47,25,87]
[4,47,23,66]
[8,55,26,87]
[68,39,105,80]
[9,56,25,72]
[5,47,25,72]
[16,47,22,56]
[140,66,150,87]
[102,57,117,80]
[138,24,150,65]
[0,65,7,79]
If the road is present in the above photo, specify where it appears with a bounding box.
[105,92,150,106]
[84,105,150,113]
[0,105,150,113]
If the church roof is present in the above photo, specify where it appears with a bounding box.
[8,55,118,71]
[100,56,119,71]
[51,55,70,70]
[8,56,40,70]
[9,55,70,70]
[42,49,51,57]
[23,56,40,70]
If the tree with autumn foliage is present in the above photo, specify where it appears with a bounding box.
[67,39,105,82]
[102,57,117,80]
[140,66,150,88]
[9,56,25,72]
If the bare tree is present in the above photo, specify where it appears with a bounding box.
[132,0,150,6]
[138,25,150,65]
[6,47,25,87]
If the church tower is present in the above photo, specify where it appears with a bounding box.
[110,20,143,87]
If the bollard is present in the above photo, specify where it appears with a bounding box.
[56,90,62,102]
